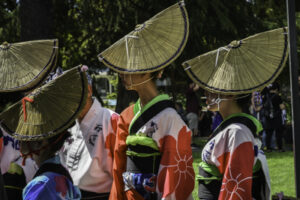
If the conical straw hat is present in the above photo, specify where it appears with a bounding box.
[0,39,59,92]
[0,66,88,141]
[182,27,289,94]
[98,1,189,74]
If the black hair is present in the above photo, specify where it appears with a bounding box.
[47,129,71,154]
[150,70,162,81]
[268,82,280,91]
[0,92,23,112]
[236,94,252,114]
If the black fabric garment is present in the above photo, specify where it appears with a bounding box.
[265,126,284,150]
[126,154,161,174]
[263,93,284,150]
[186,87,199,114]
[0,169,8,200]
[34,163,73,184]
[263,93,283,130]
[0,131,8,200]
[3,168,26,200]
[80,190,110,200]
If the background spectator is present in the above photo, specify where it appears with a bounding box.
[262,82,285,152]
[186,81,200,137]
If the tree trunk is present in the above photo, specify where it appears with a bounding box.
[20,0,54,41]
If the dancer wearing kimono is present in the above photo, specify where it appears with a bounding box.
[60,66,119,200]
[98,2,194,200]
[0,128,38,199]
[0,39,60,200]
[0,66,88,200]
[182,28,289,200]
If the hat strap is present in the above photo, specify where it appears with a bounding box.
[22,97,34,122]
[125,35,139,61]
[215,47,229,67]
[20,131,67,166]
[206,94,250,111]
[127,74,154,89]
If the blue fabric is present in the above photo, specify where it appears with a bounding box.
[23,155,81,200]
[123,172,156,200]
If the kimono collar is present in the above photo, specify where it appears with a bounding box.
[129,94,171,133]
[41,154,61,166]
[221,113,263,134]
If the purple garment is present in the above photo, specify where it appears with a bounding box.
[186,88,199,114]
[211,112,223,131]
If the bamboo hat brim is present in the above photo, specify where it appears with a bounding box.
[0,66,88,141]
[0,39,59,92]
[98,1,189,74]
[182,28,289,94]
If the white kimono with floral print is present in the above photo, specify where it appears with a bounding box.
[201,123,271,200]
[59,99,118,194]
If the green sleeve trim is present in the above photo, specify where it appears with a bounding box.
[126,151,161,157]
[221,113,263,134]
[196,174,222,184]
[4,185,23,191]
[129,94,170,134]
[126,135,159,150]
[198,160,262,184]
[253,159,262,173]
[7,162,23,175]
[199,161,222,177]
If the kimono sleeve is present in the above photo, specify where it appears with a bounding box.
[217,128,255,200]
[105,113,119,160]
[157,115,195,200]
[109,106,134,200]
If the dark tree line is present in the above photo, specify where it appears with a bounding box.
[0,0,299,112]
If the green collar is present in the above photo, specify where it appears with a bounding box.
[129,94,170,133]
[220,113,263,134]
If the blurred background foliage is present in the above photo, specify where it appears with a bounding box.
[0,0,299,112]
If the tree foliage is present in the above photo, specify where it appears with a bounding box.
[0,0,299,112]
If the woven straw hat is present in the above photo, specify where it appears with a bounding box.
[98,1,189,74]
[0,66,88,141]
[0,39,58,92]
[182,27,289,94]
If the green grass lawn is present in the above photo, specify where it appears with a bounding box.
[191,138,295,199]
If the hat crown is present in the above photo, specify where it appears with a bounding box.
[228,40,241,48]
[134,23,146,32]
[0,41,11,50]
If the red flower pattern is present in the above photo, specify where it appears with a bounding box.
[158,126,195,199]
[54,176,68,197]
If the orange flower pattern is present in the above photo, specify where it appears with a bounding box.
[158,126,195,199]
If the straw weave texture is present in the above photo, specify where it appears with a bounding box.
[0,39,58,92]
[0,66,88,141]
[98,1,189,74]
[182,28,289,94]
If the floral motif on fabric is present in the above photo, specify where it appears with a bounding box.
[158,126,194,199]
[218,142,254,200]
[54,176,68,197]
